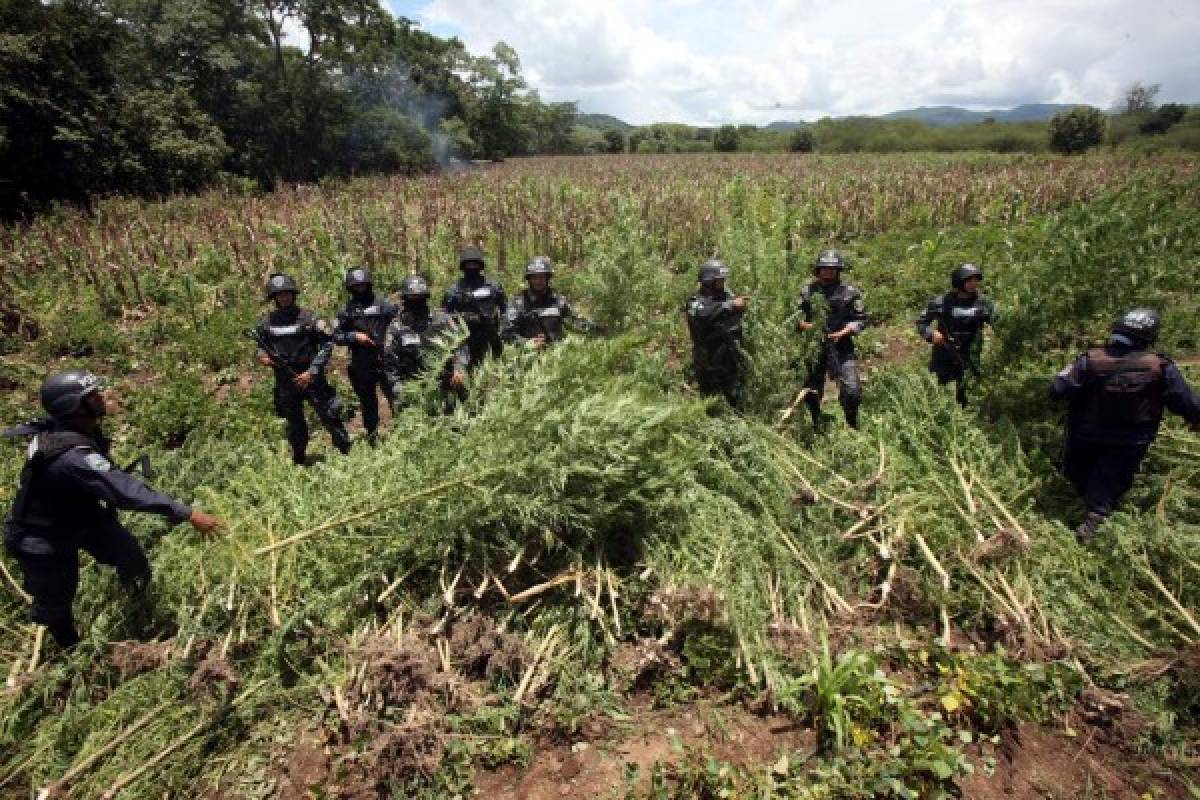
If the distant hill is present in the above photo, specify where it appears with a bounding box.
[765,120,806,131]
[881,103,1077,127]
[576,113,634,132]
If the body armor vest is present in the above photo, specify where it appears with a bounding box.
[1080,348,1164,427]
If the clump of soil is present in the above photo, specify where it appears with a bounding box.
[766,621,815,663]
[971,527,1031,563]
[277,735,330,800]
[448,613,530,682]
[109,640,172,681]
[645,585,723,630]
[886,564,938,617]
[187,651,240,699]
[608,637,682,691]
[349,633,469,715]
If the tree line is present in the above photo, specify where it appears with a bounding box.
[0,0,604,217]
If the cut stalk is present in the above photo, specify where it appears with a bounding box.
[1140,565,1200,639]
[914,534,950,592]
[41,701,172,797]
[254,473,489,555]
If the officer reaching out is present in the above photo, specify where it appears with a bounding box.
[3,370,222,649]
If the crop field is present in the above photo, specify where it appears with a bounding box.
[1,153,1200,798]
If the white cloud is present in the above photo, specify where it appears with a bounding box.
[410,0,1200,124]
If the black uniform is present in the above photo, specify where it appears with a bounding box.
[333,293,399,436]
[501,289,590,346]
[382,308,471,407]
[684,288,746,408]
[798,280,868,427]
[3,421,192,647]
[916,292,995,406]
[1052,340,1200,518]
[254,306,351,462]
[443,274,507,366]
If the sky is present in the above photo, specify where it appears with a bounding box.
[385,0,1200,126]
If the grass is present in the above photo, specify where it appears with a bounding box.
[0,152,1198,798]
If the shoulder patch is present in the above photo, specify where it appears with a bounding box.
[84,452,112,472]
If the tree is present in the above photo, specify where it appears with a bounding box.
[788,128,815,153]
[1120,82,1160,114]
[602,129,625,153]
[1048,107,1106,155]
[713,124,739,152]
[1139,103,1188,135]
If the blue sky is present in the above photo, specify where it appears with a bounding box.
[384,0,1200,125]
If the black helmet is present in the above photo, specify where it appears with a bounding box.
[265,273,299,298]
[698,259,731,285]
[813,249,846,273]
[951,263,984,289]
[40,369,104,419]
[344,267,373,290]
[400,274,431,299]
[525,256,554,278]
[1111,308,1160,345]
[458,246,486,270]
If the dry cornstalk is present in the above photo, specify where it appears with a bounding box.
[508,572,580,604]
[915,534,951,592]
[605,568,622,637]
[377,567,416,604]
[0,557,30,603]
[514,626,559,705]
[100,681,266,799]
[27,625,44,674]
[1109,613,1158,652]
[39,701,171,798]
[1140,565,1200,640]
[949,459,977,515]
[254,473,487,555]
[975,478,1029,540]
[775,388,815,428]
[441,562,465,607]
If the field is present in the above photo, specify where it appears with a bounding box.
[2,152,1200,799]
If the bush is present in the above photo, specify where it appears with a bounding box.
[788,128,815,153]
[1048,106,1106,155]
[713,125,740,152]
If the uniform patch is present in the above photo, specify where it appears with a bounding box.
[401,334,422,346]
[84,453,112,472]
[538,307,562,318]
[471,288,493,299]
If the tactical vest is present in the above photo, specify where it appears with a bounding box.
[939,293,987,339]
[392,311,459,376]
[342,299,394,343]
[1080,348,1165,427]
[262,310,322,369]
[6,430,109,549]
[447,281,502,325]
[806,282,863,333]
[514,292,567,342]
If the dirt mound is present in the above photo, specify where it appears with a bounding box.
[608,637,682,691]
[187,651,240,699]
[448,613,530,682]
[109,640,172,681]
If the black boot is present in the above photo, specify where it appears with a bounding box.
[844,407,859,430]
[1074,512,1105,544]
[292,448,307,466]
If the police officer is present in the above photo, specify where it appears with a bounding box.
[3,370,223,648]
[443,246,507,367]
[332,267,399,444]
[916,264,995,407]
[254,273,351,464]
[382,275,470,409]
[1052,308,1200,542]
[796,250,868,429]
[684,259,749,408]
[501,257,593,348]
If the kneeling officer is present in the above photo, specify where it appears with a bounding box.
[3,370,223,649]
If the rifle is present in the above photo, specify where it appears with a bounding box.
[245,328,307,385]
[936,306,981,378]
